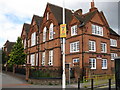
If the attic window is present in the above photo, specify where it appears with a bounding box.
[47,12,49,20]
[92,24,103,36]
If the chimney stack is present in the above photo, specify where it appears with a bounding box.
[89,0,97,12]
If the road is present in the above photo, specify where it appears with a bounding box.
[2,72,63,88]
[1,72,116,89]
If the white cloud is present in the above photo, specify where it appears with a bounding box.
[0,0,119,48]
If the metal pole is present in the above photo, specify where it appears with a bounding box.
[78,78,80,89]
[62,0,66,88]
[91,79,93,90]
[109,79,111,90]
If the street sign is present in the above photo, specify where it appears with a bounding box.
[60,24,66,38]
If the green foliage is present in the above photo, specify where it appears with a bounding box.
[8,37,26,66]
[2,50,9,65]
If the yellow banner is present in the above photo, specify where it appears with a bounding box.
[60,24,66,38]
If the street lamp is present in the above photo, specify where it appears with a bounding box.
[62,0,66,88]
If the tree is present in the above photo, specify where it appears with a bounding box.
[2,50,9,65]
[8,37,26,66]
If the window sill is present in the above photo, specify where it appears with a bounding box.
[89,50,96,52]
[102,68,107,70]
[91,68,96,70]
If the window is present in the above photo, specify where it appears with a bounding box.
[101,43,107,53]
[43,27,47,42]
[110,39,117,47]
[73,58,79,66]
[31,32,36,46]
[111,53,118,60]
[102,59,107,69]
[71,25,77,36]
[42,52,45,66]
[70,41,79,53]
[92,24,103,36]
[30,54,35,66]
[89,40,96,52]
[47,12,49,20]
[24,38,26,49]
[49,23,54,40]
[36,53,38,66]
[89,58,96,69]
[48,50,53,66]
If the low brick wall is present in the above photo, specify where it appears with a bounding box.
[28,78,62,85]
[28,78,77,85]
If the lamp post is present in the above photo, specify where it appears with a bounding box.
[62,0,66,88]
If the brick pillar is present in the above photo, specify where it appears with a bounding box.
[13,64,17,74]
[26,64,31,81]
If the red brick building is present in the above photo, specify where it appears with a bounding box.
[21,2,120,78]
[2,40,15,56]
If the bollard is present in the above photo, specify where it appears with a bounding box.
[91,79,93,90]
[78,78,80,89]
[109,79,111,90]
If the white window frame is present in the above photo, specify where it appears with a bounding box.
[48,50,53,66]
[70,41,79,53]
[111,53,118,60]
[71,25,77,36]
[24,38,26,49]
[47,12,49,20]
[89,40,96,52]
[36,53,38,66]
[43,27,47,42]
[42,52,45,66]
[49,23,54,40]
[92,24,103,36]
[110,39,117,47]
[89,58,96,69]
[101,43,107,53]
[102,59,107,69]
[31,32,36,46]
[30,54,35,66]
[73,58,79,66]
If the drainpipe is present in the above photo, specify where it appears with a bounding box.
[79,22,85,80]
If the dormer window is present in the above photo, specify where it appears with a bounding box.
[47,12,49,20]
[92,24,103,36]
[71,25,77,36]
[49,23,54,40]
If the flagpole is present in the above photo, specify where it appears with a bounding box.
[62,0,66,88]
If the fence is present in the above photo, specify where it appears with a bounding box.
[83,74,115,82]
[29,66,62,79]
[15,66,26,75]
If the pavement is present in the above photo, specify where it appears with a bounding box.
[2,71,116,89]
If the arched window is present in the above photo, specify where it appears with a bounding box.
[43,27,47,42]
[49,23,54,40]
[31,32,36,46]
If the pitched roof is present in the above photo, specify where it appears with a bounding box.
[33,15,43,29]
[108,28,119,36]
[4,41,15,53]
[48,3,72,24]
[74,10,97,25]
[23,23,30,34]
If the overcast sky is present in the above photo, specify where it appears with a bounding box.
[0,0,119,48]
